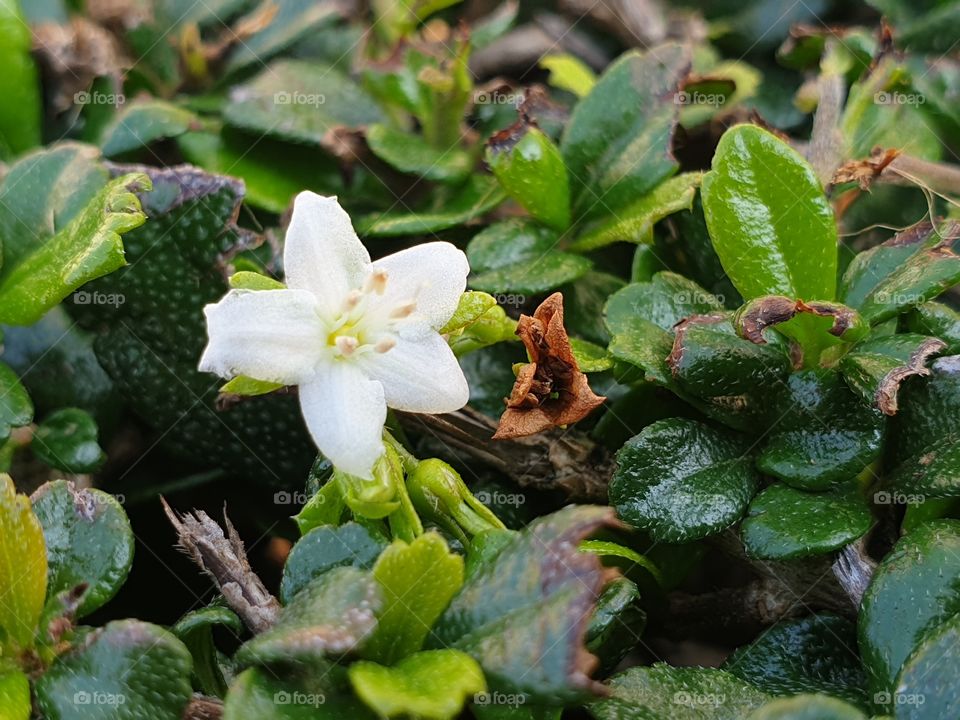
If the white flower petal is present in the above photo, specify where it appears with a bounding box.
[371,242,469,329]
[358,332,469,413]
[284,192,371,314]
[299,362,387,479]
[199,289,324,384]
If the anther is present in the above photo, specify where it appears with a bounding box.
[389,300,416,319]
[364,269,389,295]
[374,336,397,353]
[335,336,359,356]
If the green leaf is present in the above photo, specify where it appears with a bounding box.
[589,665,770,720]
[356,175,505,237]
[725,615,866,705]
[0,171,149,325]
[224,60,385,145]
[35,619,193,720]
[280,523,385,604]
[745,695,867,720]
[604,272,725,335]
[237,566,382,667]
[229,271,286,291]
[439,291,498,335]
[839,334,946,415]
[570,338,613,373]
[540,53,597,97]
[487,123,570,231]
[219,376,285,397]
[570,172,701,251]
[432,506,616,703]
[0,0,40,158]
[904,302,960,354]
[886,356,960,498]
[893,613,960,718]
[741,485,871,560]
[859,520,960,699]
[467,220,591,295]
[610,418,758,543]
[350,650,485,720]
[31,480,133,618]
[367,124,472,183]
[0,361,32,444]
[0,474,46,651]
[668,314,792,398]
[100,100,197,157]
[224,666,373,720]
[172,603,242,698]
[561,45,688,222]
[0,667,30,720]
[701,124,837,302]
[584,577,646,675]
[756,371,883,491]
[31,408,105,473]
[840,220,960,325]
[362,532,463,664]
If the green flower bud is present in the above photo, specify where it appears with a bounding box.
[407,459,505,541]
[337,445,404,519]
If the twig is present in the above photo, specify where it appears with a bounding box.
[183,696,224,720]
[162,498,280,634]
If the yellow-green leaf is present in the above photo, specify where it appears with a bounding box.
[0,474,46,650]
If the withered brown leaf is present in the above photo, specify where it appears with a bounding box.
[493,292,605,439]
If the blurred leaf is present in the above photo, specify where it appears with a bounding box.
[893,613,960,719]
[0,361,32,444]
[0,474,45,651]
[367,124,473,183]
[172,603,242,698]
[0,0,40,158]
[0,667,30,720]
[100,100,197,157]
[904,302,960,354]
[584,577,646,674]
[31,479,133,617]
[570,338,613,373]
[350,650,485,720]
[31,408,105,473]
[610,418,758,543]
[224,666,373,720]
[746,695,867,720]
[540,54,597,98]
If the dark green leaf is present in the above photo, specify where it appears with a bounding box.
[280,523,385,604]
[589,665,770,720]
[467,220,591,295]
[893,613,960,718]
[31,479,133,617]
[840,220,960,324]
[0,361,32,444]
[859,520,960,699]
[701,124,837,302]
[610,418,758,543]
[725,615,866,705]
[432,506,616,703]
[367,124,472,183]
[604,272,724,336]
[31,408,105,473]
[237,567,382,667]
[224,665,373,720]
[741,485,871,560]
[746,695,867,720]
[561,45,688,223]
[585,577,646,674]
[904,302,960,354]
[36,620,193,720]
[100,100,197,157]
[172,603,242,698]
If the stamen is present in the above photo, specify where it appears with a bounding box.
[374,336,397,353]
[365,269,389,295]
[342,289,363,312]
[335,336,359,356]
[389,300,417,319]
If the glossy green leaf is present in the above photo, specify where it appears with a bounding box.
[0,474,46,651]
[570,338,613,373]
[0,666,30,720]
[219,376,284,397]
[350,650,485,720]
[610,418,758,543]
[561,45,688,222]
[439,292,498,335]
[893,613,960,719]
[756,371,883,491]
[31,479,133,618]
[840,220,960,325]
[886,356,960,498]
[585,577,646,674]
[604,272,725,336]
[35,619,193,720]
[237,567,382,667]
[746,695,867,720]
[701,124,837,302]
[363,532,463,664]
[100,100,197,157]
[589,665,770,720]
[487,124,570,231]
[0,0,40,158]
[357,175,505,237]
[540,54,597,97]
[280,522,385,604]
[467,220,591,295]
[0,362,32,444]
[31,408,105,473]
[366,124,472,184]
[725,615,866,705]
[224,665,373,720]
[859,520,960,698]
[904,302,960,354]
[432,506,616,703]
[570,173,701,251]
[172,603,242,699]
[224,60,384,145]
[741,484,871,560]
[839,334,946,415]
[0,171,149,325]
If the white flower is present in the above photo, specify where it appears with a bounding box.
[199,192,470,479]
